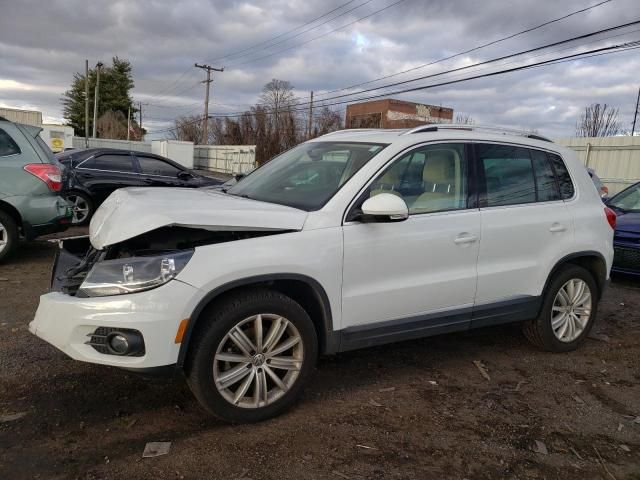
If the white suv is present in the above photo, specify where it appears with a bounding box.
[30,125,615,422]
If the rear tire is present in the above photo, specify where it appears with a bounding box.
[65,191,93,226]
[186,289,318,423]
[523,265,598,352]
[0,211,19,262]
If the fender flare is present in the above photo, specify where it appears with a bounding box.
[177,273,337,367]
[542,250,608,301]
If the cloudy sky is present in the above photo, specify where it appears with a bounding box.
[1,0,639,138]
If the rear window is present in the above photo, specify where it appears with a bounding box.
[548,153,574,199]
[0,128,20,157]
[477,144,536,207]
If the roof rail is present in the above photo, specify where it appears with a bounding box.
[402,123,553,143]
[322,128,389,137]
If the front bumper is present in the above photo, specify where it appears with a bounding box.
[29,244,202,369]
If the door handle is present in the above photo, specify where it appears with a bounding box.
[549,223,567,233]
[454,233,478,245]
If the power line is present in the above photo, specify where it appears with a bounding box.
[301,19,640,106]
[188,20,640,117]
[225,0,408,67]
[141,1,361,103]
[209,0,367,62]
[146,40,639,135]
[313,0,613,99]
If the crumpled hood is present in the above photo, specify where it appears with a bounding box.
[89,187,308,249]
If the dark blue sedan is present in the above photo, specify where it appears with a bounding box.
[607,181,640,276]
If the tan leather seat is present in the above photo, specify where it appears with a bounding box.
[370,168,403,198]
[412,151,457,213]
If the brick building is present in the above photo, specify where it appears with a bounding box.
[345,99,453,129]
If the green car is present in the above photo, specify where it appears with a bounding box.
[0,117,72,262]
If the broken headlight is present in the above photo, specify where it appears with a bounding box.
[78,250,194,297]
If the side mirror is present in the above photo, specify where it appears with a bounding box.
[178,171,194,180]
[360,193,409,222]
[234,172,246,181]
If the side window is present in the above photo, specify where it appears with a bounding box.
[0,128,20,157]
[369,143,468,214]
[530,149,560,202]
[81,154,135,172]
[138,156,181,177]
[478,144,536,207]
[548,153,575,199]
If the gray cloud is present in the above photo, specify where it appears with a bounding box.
[0,0,638,136]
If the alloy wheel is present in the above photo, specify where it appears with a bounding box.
[67,195,90,224]
[551,278,592,343]
[0,221,7,254]
[213,314,304,409]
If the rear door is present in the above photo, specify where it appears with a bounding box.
[473,143,574,326]
[76,152,143,204]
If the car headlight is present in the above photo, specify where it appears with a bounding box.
[78,250,194,297]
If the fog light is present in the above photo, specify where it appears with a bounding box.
[108,333,129,354]
[101,330,145,356]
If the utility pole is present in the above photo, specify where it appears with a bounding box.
[92,61,103,138]
[194,63,224,145]
[127,106,131,141]
[84,59,89,147]
[307,91,314,139]
[632,86,640,136]
[138,101,143,130]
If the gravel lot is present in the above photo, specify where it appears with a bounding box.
[1,232,639,480]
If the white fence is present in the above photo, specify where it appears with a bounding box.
[72,137,152,153]
[555,136,640,195]
[194,145,257,175]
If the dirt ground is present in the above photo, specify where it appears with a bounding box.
[1,232,639,480]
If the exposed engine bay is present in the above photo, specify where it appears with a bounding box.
[51,227,289,296]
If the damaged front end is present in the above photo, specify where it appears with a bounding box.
[51,227,289,297]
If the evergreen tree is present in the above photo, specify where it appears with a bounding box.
[61,57,140,138]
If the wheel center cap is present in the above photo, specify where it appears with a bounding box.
[252,353,265,367]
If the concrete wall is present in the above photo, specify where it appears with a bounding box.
[555,136,640,195]
[0,107,42,127]
[72,136,152,153]
[194,145,257,174]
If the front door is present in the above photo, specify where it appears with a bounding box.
[341,143,480,346]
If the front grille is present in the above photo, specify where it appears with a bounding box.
[86,327,145,356]
[613,246,640,272]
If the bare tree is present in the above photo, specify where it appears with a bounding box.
[171,115,205,143]
[576,103,621,137]
[260,79,296,138]
[313,107,343,136]
[455,113,475,125]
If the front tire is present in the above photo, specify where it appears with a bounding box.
[523,265,598,352]
[186,289,318,423]
[0,211,19,262]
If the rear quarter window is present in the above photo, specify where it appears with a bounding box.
[0,128,21,157]
[548,153,575,199]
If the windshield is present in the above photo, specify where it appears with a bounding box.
[609,183,640,212]
[227,142,386,210]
